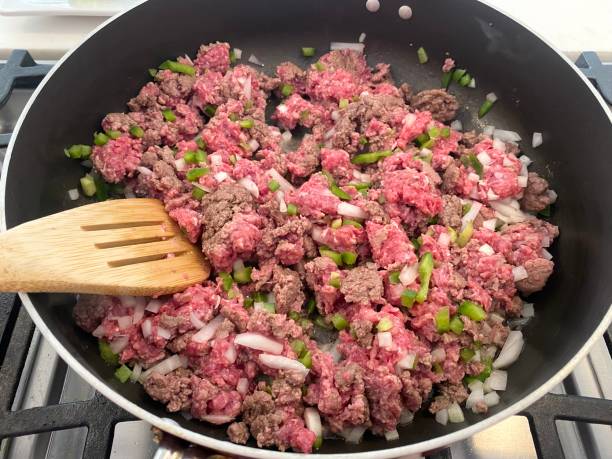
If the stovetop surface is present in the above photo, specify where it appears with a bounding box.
[0,51,611,459]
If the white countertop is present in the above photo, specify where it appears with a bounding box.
[0,0,611,61]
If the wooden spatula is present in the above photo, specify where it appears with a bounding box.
[0,198,210,296]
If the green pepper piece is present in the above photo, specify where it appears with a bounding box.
[341,251,358,266]
[314,315,332,330]
[268,179,281,192]
[192,186,205,200]
[449,315,464,334]
[239,118,254,129]
[162,109,176,122]
[299,350,313,368]
[196,137,206,150]
[328,272,341,289]
[244,296,254,309]
[452,68,467,81]
[376,317,393,332]
[416,252,434,303]
[287,203,298,216]
[351,150,392,165]
[330,183,351,200]
[233,267,253,284]
[98,340,119,366]
[148,68,158,78]
[460,347,475,362]
[331,313,348,330]
[457,221,474,247]
[331,218,343,229]
[302,47,316,57]
[389,271,401,284]
[106,130,121,140]
[262,303,276,313]
[319,247,343,266]
[158,60,196,76]
[313,436,323,450]
[93,132,109,146]
[478,99,495,118]
[80,174,96,197]
[461,153,483,177]
[219,272,233,292]
[415,133,430,146]
[280,83,294,97]
[339,98,349,109]
[342,219,363,229]
[291,339,307,357]
[428,127,441,139]
[458,300,487,321]
[129,125,144,138]
[114,365,132,383]
[441,71,452,89]
[435,307,450,333]
[204,104,217,117]
[459,73,472,87]
[186,167,209,181]
[417,47,428,64]
[401,289,418,308]
[306,298,316,315]
[314,61,325,71]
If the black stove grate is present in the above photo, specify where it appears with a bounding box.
[0,50,611,459]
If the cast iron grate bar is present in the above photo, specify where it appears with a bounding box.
[0,50,52,110]
[0,133,11,148]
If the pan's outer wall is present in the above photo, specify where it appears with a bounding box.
[3,0,612,456]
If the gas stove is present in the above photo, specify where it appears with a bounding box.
[0,51,611,459]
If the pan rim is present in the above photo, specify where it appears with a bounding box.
[1,0,611,457]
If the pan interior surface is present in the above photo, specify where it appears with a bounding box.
[3,0,612,455]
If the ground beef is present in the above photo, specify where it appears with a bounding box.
[142,368,193,412]
[227,421,250,444]
[411,89,459,122]
[520,172,555,212]
[428,383,468,413]
[439,194,463,229]
[200,183,255,240]
[271,266,305,314]
[351,319,374,347]
[516,258,554,294]
[441,160,462,193]
[340,265,384,305]
[73,294,114,332]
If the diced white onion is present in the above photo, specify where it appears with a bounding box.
[258,353,309,375]
[136,166,153,176]
[277,103,288,114]
[281,130,292,143]
[466,387,484,410]
[420,147,432,158]
[486,92,498,103]
[132,299,146,323]
[542,248,553,260]
[68,188,79,200]
[492,138,506,153]
[483,125,495,136]
[276,191,288,213]
[141,319,152,338]
[468,78,476,88]
[191,314,225,343]
[248,54,264,66]
[342,425,367,444]
[209,153,223,166]
[190,311,206,329]
[92,324,106,338]
[337,202,368,219]
[450,120,463,131]
[109,336,129,354]
[431,347,446,363]
[493,330,524,369]
[311,226,325,244]
[130,363,142,382]
[435,408,449,425]
[448,402,465,423]
[512,265,528,282]
[238,177,260,198]
[234,332,283,354]
[489,313,505,324]
[461,201,482,229]
[232,259,245,272]
[547,189,558,203]
[487,189,500,201]
[482,218,497,231]
[517,175,528,187]
[233,48,242,59]
[468,379,484,393]
[267,168,295,191]
[157,326,172,339]
[403,113,417,127]
[214,171,229,183]
[532,132,543,148]
[385,429,400,441]
[236,377,249,395]
[398,5,412,19]
[353,170,371,182]
[174,158,186,171]
[476,151,492,166]
[484,370,508,392]
[482,345,498,361]
[304,408,323,438]
[116,316,132,330]
[224,344,237,364]
[330,42,365,54]
[399,409,414,425]
[377,331,393,349]
[145,299,162,313]
[331,110,340,121]
[485,391,500,407]
[478,244,495,256]
[521,303,535,318]
[141,355,188,380]
[247,139,259,152]
[493,129,521,143]
[358,32,366,43]
[468,172,480,182]
[438,231,451,247]
[242,75,252,100]
[200,414,235,424]
[490,201,529,223]
[396,353,417,371]
[399,263,419,286]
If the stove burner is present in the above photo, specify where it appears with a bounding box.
[0,50,52,111]
[576,52,612,104]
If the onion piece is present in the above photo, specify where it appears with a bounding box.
[133,301,146,323]
[146,299,162,313]
[116,316,132,330]
[396,353,417,371]
[267,168,295,192]
[448,402,465,423]
[214,171,229,183]
[493,129,521,143]
[532,132,543,148]
[522,303,535,318]
[492,138,506,153]
[330,42,365,54]
[478,244,495,256]
[468,379,484,393]
[542,248,553,260]
[482,218,497,231]
[377,331,393,349]
[190,311,205,329]
[398,5,412,19]
[512,265,528,282]
[450,120,463,131]
[141,354,188,380]
[174,158,186,171]
[233,48,242,59]
[399,409,414,425]
[311,226,325,244]
[236,377,249,395]
[431,347,446,363]
[191,314,225,343]
[281,130,292,143]
[385,429,400,441]
[484,370,508,392]
[200,414,235,424]
[466,387,484,410]
[486,92,498,103]
[141,319,152,338]
[483,125,495,136]
[224,344,237,364]
[130,363,142,382]
[248,139,259,152]
[238,177,259,198]
[258,353,309,375]
[399,263,418,286]
[476,151,492,166]
[493,330,524,369]
[337,202,368,219]
[136,166,153,176]
[517,175,528,188]
[92,324,106,338]
[242,75,252,100]
[209,154,223,167]
[468,78,476,88]
[248,54,264,66]
[304,408,323,438]
[461,201,482,229]
[484,391,500,407]
[276,191,287,213]
[358,32,366,43]
[342,425,367,444]
[234,332,283,354]
[435,408,449,425]
[109,336,129,354]
[157,326,172,340]
[67,189,79,201]
[490,201,530,223]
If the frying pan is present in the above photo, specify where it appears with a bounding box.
[2,0,612,457]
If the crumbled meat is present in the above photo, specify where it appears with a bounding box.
[142,368,193,412]
[516,258,554,294]
[428,383,468,413]
[227,421,250,444]
[520,172,555,213]
[340,265,384,305]
[271,266,305,314]
[439,194,463,229]
[411,89,459,122]
[73,294,114,332]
